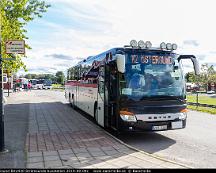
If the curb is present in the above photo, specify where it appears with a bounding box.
[103,130,193,168]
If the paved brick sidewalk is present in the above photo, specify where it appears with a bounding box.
[0,91,29,168]
[8,90,187,168]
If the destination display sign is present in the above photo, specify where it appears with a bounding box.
[131,55,173,64]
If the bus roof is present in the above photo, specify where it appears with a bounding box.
[74,47,173,67]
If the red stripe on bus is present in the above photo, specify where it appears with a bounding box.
[65,82,97,88]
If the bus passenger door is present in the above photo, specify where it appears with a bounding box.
[104,63,118,130]
[97,66,105,127]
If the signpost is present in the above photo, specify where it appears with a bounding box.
[5,40,25,54]
[0,40,25,153]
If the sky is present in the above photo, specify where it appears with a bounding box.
[20,0,216,75]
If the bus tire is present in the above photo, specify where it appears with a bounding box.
[94,102,97,122]
[69,93,71,103]
[70,94,75,109]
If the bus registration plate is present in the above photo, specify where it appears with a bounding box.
[152,125,167,131]
[171,121,183,129]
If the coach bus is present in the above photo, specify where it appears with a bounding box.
[65,40,199,132]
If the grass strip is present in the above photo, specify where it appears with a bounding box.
[188,105,216,114]
[187,95,216,105]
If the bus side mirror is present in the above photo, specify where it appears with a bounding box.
[116,54,125,73]
[173,60,179,71]
[178,55,200,75]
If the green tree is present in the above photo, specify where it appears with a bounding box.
[185,72,196,83]
[24,73,33,79]
[55,71,65,85]
[199,64,215,91]
[0,0,50,73]
[186,63,216,91]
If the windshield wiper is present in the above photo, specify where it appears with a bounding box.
[140,95,184,102]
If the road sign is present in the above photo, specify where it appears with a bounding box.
[5,40,25,54]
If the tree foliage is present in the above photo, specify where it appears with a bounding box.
[0,0,50,73]
[185,63,216,91]
[55,71,65,85]
[24,73,56,81]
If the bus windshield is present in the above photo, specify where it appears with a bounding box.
[119,53,185,100]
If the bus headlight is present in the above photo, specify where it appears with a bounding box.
[120,111,137,122]
[179,112,187,120]
[120,115,137,122]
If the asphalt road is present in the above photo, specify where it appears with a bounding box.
[40,90,216,168]
[118,110,216,168]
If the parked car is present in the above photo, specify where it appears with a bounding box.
[207,90,215,94]
[43,79,52,90]
[35,79,44,89]
[29,79,37,89]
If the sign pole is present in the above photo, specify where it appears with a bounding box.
[0,38,24,153]
[0,41,6,153]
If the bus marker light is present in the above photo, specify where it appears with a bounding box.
[138,40,146,48]
[160,42,166,49]
[130,40,138,47]
[120,111,134,115]
[180,109,188,113]
[166,43,172,50]
[146,41,152,48]
[172,43,177,50]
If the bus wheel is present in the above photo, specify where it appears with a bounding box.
[70,97,75,109]
[69,93,71,104]
[72,99,75,109]
[94,102,97,122]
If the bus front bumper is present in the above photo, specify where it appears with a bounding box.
[120,120,186,131]
[119,113,187,131]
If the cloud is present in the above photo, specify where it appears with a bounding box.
[19,0,216,76]
[183,64,193,68]
[208,62,216,67]
[45,54,73,60]
[209,51,216,54]
[54,63,71,67]
[183,40,199,47]
[197,55,206,61]
[27,67,54,73]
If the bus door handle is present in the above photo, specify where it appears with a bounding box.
[98,107,101,110]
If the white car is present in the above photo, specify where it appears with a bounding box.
[207,90,215,94]
[36,79,44,89]
[36,84,44,89]
[43,85,52,90]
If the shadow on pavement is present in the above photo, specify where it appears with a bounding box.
[118,131,176,154]
[0,103,29,168]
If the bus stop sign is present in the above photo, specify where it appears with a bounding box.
[5,40,25,54]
